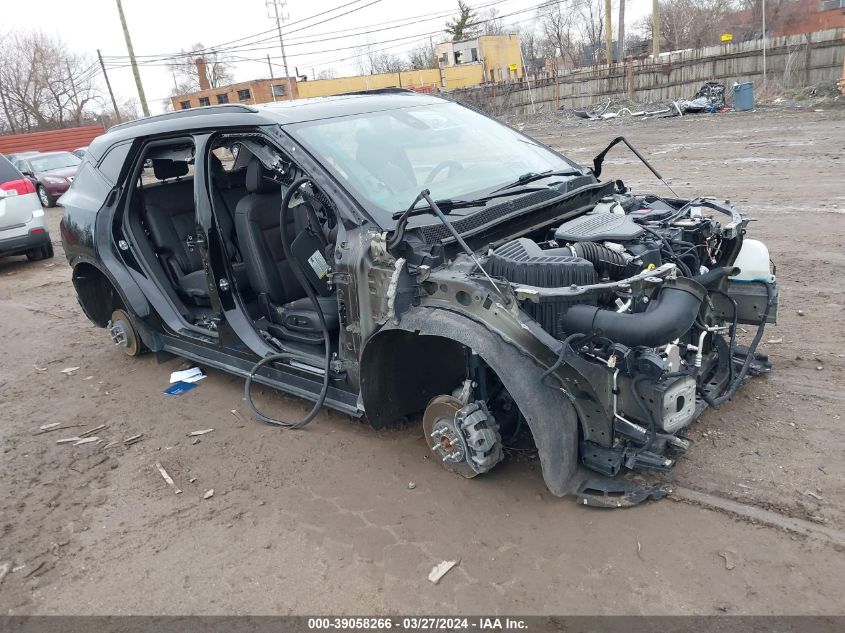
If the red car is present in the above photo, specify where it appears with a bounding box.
[11,151,81,207]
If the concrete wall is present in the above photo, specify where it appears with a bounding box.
[452,29,845,117]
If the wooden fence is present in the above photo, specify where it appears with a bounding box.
[452,28,845,117]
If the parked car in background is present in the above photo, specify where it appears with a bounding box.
[12,151,81,207]
[0,154,53,261]
[72,147,88,159]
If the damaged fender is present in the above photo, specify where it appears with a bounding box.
[363,307,579,497]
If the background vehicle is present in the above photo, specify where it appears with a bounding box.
[60,96,777,501]
[12,150,81,207]
[0,154,53,261]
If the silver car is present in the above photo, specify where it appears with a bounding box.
[0,154,53,261]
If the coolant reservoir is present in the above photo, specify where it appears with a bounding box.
[592,197,625,215]
[730,239,775,283]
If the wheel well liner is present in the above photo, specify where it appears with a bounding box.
[361,307,579,496]
[72,262,126,327]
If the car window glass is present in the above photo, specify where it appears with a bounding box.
[0,156,21,183]
[30,153,81,172]
[289,102,573,220]
[98,142,132,184]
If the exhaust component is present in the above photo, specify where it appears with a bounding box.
[558,277,707,347]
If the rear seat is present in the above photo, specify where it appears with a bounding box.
[143,159,209,304]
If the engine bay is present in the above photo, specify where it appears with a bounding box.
[479,189,780,480]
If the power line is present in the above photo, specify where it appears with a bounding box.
[104,0,558,69]
[102,0,383,62]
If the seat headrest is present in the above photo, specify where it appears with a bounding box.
[152,159,189,181]
[245,157,278,195]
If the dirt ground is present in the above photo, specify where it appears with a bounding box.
[1,106,844,616]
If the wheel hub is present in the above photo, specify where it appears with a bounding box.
[422,395,503,479]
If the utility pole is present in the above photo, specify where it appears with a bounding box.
[66,61,80,124]
[618,0,625,62]
[267,0,293,100]
[762,0,767,87]
[98,49,121,123]
[266,54,277,102]
[604,0,613,64]
[652,0,660,57]
[114,0,149,116]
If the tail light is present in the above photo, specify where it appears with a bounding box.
[0,178,36,195]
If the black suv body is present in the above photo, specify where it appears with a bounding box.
[61,94,778,501]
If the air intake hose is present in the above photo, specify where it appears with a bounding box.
[558,277,707,347]
[567,242,629,279]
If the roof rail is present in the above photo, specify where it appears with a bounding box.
[339,87,417,96]
[108,104,259,132]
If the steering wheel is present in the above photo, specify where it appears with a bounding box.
[423,160,464,186]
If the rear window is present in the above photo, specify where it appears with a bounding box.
[0,155,22,184]
[98,142,132,184]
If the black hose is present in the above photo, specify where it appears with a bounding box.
[568,242,629,279]
[559,277,707,348]
[244,177,332,429]
[699,282,773,408]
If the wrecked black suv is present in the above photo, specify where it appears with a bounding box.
[61,93,778,502]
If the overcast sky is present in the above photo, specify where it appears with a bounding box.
[6,0,651,115]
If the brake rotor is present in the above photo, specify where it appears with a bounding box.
[422,395,478,479]
[109,309,141,357]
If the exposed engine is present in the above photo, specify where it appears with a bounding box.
[485,192,779,478]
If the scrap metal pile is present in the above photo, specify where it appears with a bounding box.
[574,82,728,121]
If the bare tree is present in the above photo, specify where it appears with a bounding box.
[407,42,437,70]
[445,1,479,41]
[538,2,581,68]
[478,8,506,35]
[356,44,409,75]
[514,25,541,74]
[0,30,102,132]
[316,68,338,80]
[636,0,734,51]
[167,42,234,91]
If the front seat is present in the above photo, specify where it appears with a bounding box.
[143,159,209,305]
[234,158,338,343]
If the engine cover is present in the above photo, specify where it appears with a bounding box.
[555,213,644,242]
[487,238,596,333]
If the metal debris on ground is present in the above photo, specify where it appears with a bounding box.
[804,490,823,500]
[22,561,46,578]
[0,561,9,586]
[767,338,783,344]
[73,437,100,446]
[124,434,143,445]
[428,560,459,584]
[103,441,119,450]
[155,462,182,494]
[188,429,214,437]
[33,365,47,372]
[78,424,106,438]
[408,482,416,490]
[39,422,62,431]
[718,551,736,570]
[56,437,81,444]
[203,489,214,499]
[60,367,81,374]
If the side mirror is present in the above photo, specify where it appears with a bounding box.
[22,171,34,177]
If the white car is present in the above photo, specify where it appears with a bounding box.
[0,154,53,261]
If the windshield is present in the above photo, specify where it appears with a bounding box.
[287,102,579,224]
[31,152,80,172]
